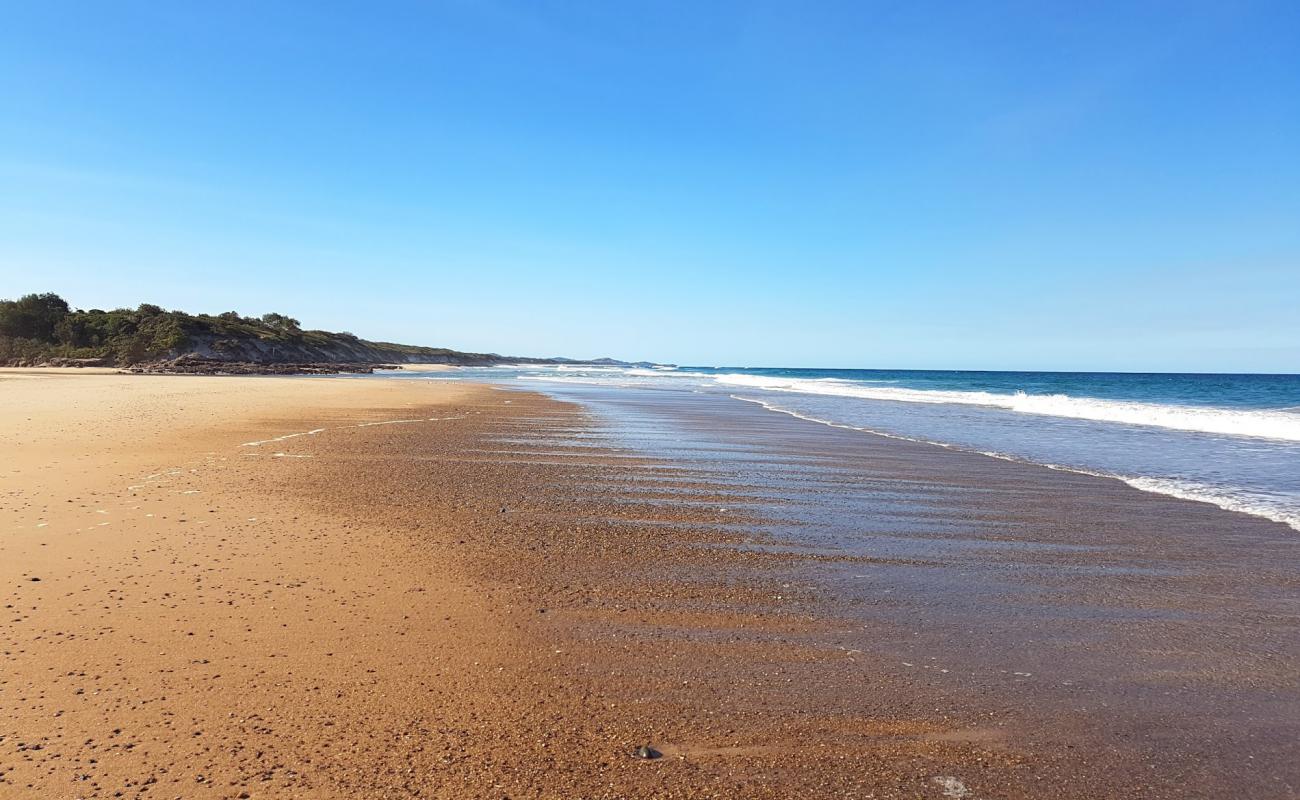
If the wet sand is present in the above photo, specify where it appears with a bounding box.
[2,373,1297,798]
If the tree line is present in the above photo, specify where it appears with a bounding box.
[0,292,311,364]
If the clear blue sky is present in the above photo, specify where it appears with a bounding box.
[2,1,1297,370]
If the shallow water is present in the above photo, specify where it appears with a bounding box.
[482,383,1300,796]
[385,365,1300,530]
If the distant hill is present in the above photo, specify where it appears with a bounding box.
[0,292,651,370]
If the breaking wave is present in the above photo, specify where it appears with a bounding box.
[712,374,1300,442]
[732,395,1300,531]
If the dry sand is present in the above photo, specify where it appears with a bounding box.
[0,373,493,797]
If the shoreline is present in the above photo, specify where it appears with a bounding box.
[3,373,1297,798]
[509,365,1300,536]
[729,392,1300,531]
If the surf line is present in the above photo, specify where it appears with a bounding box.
[730,394,1300,532]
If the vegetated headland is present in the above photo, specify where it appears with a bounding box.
[0,292,654,374]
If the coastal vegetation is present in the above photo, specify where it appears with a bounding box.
[0,292,495,366]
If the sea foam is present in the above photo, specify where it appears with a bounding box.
[732,395,1300,531]
[712,374,1300,442]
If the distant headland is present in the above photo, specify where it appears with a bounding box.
[0,292,660,374]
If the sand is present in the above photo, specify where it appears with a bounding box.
[0,374,496,797]
[3,372,1296,799]
[1,373,991,799]
[384,364,460,373]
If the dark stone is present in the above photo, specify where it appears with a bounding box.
[634,745,661,759]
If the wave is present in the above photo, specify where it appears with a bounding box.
[712,374,1300,442]
[1120,477,1300,532]
[518,367,715,386]
[732,395,1300,531]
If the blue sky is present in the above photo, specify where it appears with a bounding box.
[2,1,1297,370]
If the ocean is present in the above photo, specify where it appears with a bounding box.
[389,365,1300,531]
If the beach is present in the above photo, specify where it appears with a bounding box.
[3,371,1298,799]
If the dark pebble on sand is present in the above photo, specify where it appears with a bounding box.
[634,745,661,759]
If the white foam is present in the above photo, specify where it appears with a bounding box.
[733,395,1300,532]
[932,776,973,799]
[555,364,624,373]
[517,375,638,387]
[354,418,427,427]
[241,428,325,447]
[713,374,1300,442]
[516,368,713,389]
[1122,477,1300,530]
